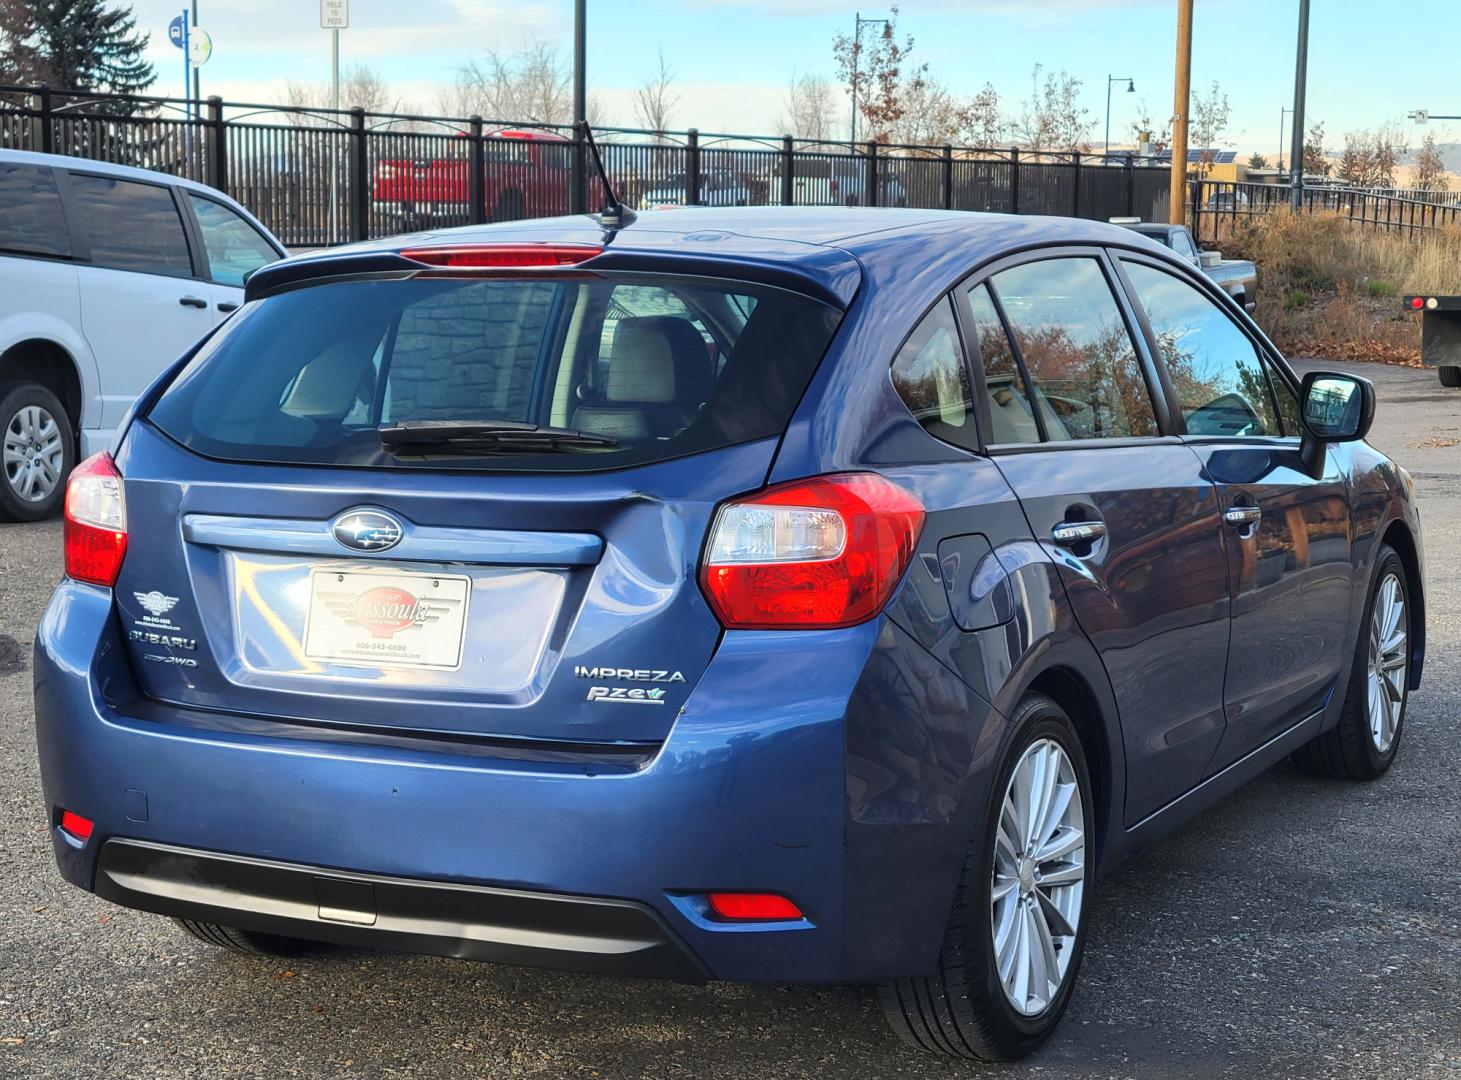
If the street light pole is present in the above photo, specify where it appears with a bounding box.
[849,13,888,147]
[1289,0,1310,210]
[1105,75,1134,156]
[191,1,200,106]
[1278,107,1292,174]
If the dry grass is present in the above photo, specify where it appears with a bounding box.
[1213,210,1461,362]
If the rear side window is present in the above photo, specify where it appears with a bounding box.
[68,173,193,278]
[188,195,278,286]
[0,163,71,258]
[147,274,842,472]
[1122,261,1282,437]
[960,284,1041,445]
[989,258,1158,441]
[890,298,976,449]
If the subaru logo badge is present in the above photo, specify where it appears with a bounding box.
[331,509,404,553]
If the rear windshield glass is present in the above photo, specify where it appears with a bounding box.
[147,272,841,471]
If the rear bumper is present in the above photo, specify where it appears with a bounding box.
[96,838,706,979]
[36,580,978,983]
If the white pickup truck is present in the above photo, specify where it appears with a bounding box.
[1115,220,1258,314]
[0,149,286,520]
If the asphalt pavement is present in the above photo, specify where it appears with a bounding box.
[0,359,1457,1079]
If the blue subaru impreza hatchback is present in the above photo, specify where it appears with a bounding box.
[36,206,1423,1060]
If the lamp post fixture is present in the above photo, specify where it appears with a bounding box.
[1105,75,1135,157]
[850,13,889,147]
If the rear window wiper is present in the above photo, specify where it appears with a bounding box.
[378,420,619,454]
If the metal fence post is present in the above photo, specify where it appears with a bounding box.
[349,107,368,243]
[1189,180,1202,246]
[942,144,954,209]
[1010,147,1021,214]
[1071,151,1081,218]
[205,96,227,193]
[1125,156,1136,218]
[36,84,53,155]
[468,116,486,225]
[686,128,700,205]
[864,141,878,207]
[780,135,794,206]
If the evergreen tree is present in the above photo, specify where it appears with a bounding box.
[24,0,154,96]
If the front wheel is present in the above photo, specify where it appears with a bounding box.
[1291,545,1411,779]
[1439,365,1460,388]
[173,918,324,957]
[879,694,1093,1060]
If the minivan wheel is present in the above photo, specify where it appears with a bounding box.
[879,694,1093,1060]
[173,917,324,957]
[1439,365,1461,388]
[1291,546,1410,780]
[0,381,75,522]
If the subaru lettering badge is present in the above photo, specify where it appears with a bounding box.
[331,509,404,553]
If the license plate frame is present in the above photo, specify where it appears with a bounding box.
[302,567,471,671]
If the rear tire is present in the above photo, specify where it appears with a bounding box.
[879,693,1094,1060]
[1439,365,1461,388]
[1291,545,1410,780]
[0,380,75,522]
[173,918,323,957]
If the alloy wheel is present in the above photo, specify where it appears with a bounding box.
[3,404,64,503]
[1367,572,1407,754]
[992,738,1086,1017]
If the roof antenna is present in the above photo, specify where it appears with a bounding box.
[578,121,635,228]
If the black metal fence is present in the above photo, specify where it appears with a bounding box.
[2,84,1177,248]
[1192,179,1461,245]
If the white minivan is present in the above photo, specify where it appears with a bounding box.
[0,149,286,520]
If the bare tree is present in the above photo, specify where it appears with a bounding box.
[444,40,602,126]
[282,64,403,121]
[1012,65,1091,154]
[832,4,926,144]
[1337,122,1406,188]
[958,83,1003,148]
[1189,81,1231,177]
[1413,132,1450,193]
[1302,121,1330,178]
[633,47,678,135]
[1126,99,1171,155]
[781,71,837,141]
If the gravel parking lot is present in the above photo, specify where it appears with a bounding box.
[1,359,1457,1079]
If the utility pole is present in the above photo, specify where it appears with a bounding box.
[191,1,201,106]
[1289,0,1310,210]
[571,0,587,213]
[1169,0,1193,224]
[1278,107,1292,174]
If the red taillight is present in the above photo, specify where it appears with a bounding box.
[400,244,603,268]
[63,451,127,587]
[1411,296,1425,310]
[59,810,94,842]
[700,473,925,630]
[706,892,804,921]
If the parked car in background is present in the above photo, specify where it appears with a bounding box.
[0,149,286,521]
[373,129,572,230]
[1115,220,1258,312]
[36,208,1423,1061]
[640,168,753,209]
[791,155,906,207]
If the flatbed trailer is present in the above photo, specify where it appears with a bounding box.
[1404,295,1461,387]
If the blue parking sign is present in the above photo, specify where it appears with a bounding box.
[168,14,185,48]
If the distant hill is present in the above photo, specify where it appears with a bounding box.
[1398,142,1461,173]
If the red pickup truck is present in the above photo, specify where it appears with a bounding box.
[372,129,572,230]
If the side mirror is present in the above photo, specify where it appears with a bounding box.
[1298,371,1374,474]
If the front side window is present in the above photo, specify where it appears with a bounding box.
[188,195,278,287]
[989,258,1159,440]
[0,164,71,258]
[147,273,841,472]
[68,173,192,278]
[1122,261,1283,437]
[890,298,975,448]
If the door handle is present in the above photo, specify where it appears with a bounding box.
[1224,506,1262,527]
[217,301,239,313]
[1051,521,1107,547]
[178,295,208,309]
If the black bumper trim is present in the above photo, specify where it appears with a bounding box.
[95,839,708,981]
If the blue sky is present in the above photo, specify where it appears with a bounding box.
[132,0,1459,153]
